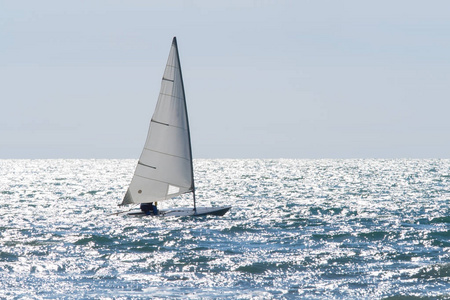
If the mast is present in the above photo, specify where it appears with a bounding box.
[173,37,197,212]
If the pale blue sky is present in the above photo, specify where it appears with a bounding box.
[1,0,449,158]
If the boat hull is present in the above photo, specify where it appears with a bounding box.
[128,206,231,217]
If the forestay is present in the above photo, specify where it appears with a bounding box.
[120,38,194,206]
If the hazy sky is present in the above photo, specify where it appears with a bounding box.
[1,1,450,159]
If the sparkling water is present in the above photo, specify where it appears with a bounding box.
[0,159,449,299]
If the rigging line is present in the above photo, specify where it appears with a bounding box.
[172,37,197,212]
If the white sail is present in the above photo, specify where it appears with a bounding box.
[120,37,194,205]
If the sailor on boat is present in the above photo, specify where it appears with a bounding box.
[140,202,158,215]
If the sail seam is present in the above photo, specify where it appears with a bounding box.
[142,148,191,161]
[162,77,174,82]
[133,174,191,190]
[159,92,184,101]
[164,65,179,70]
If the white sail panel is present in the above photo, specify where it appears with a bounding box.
[145,118,190,159]
[168,185,180,195]
[120,38,193,206]
[137,149,192,189]
[153,71,187,128]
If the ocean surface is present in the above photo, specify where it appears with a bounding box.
[0,159,449,299]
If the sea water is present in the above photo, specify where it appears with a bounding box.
[0,159,449,299]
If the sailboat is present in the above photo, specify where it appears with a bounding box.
[119,37,231,217]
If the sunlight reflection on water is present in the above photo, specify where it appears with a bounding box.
[0,159,449,299]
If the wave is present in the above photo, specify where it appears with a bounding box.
[416,216,450,225]
[383,295,449,300]
[0,251,18,262]
[236,261,294,274]
[430,216,450,224]
[411,263,450,279]
[2,159,450,299]
[74,235,115,246]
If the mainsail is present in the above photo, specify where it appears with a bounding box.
[120,37,194,206]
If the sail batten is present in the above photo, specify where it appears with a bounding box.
[120,37,194,206]
[151,119,170,126]
[137,161,156,169]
